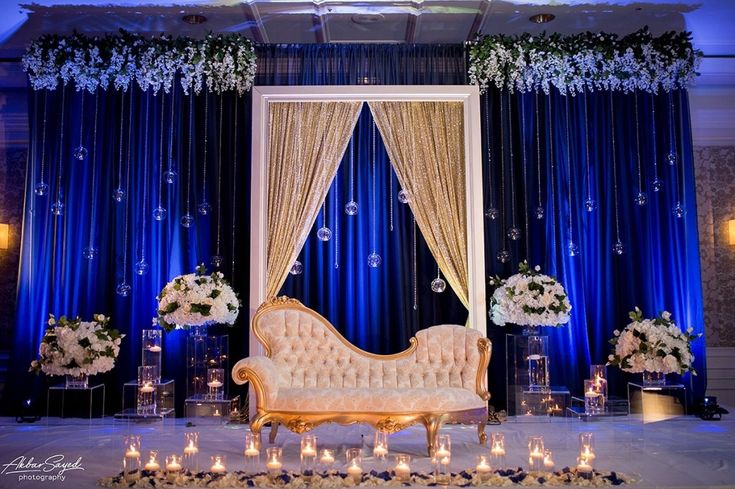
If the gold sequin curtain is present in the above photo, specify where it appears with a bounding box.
[368,101,469,309]
[266,101,364,298]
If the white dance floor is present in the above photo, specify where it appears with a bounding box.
[0,414,734,489]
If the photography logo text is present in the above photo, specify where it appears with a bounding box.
[1,454,84,483]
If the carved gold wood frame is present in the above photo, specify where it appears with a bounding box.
[237,296,492,455]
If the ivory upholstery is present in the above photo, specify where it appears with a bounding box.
[232,297,492,454]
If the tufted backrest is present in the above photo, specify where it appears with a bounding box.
[253,302,485,392]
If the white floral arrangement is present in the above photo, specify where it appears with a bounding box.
[468,27,701,95]
[22,31,257,95]
[607,307,699,375]
[157,264,240,332]
[489,261,571,327]
[29,314,124,377]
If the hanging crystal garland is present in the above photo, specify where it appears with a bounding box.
[484,92,499,220]
[650,93,663,192]
[231,97,239,277]
[506,92,521,241]
[181,94,195,228]
[431,265,446,293]
[116,88,134,296]
[519,94,530,259]
[35,91,49,196]
[496,90,510,263]
[164,89,177,184]
[317,202,332,241]
[134,91,151,275]
[546,93,558,253]
[582,92,597,212]
[333,160,339,269]
[51,87,67,217]
[83,90,100,260]
[610,92,625,256]
[290,103,304,275]
[73,91,88,161]
[412,217,418,310]
[211,94,225,267]
[666,90,678,166]
[344,137,359,215]
[388,163,394,231]
[672,89,686,219]
[152,94,167,221]
[113,90,127,203]
[198,90,212,215]
[565,96,579,257]
[367,118,382,268]
[534,91,545,220]
[633,92,648,206]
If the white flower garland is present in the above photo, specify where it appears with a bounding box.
[157,264,240,332]
[608,307,699,375]
[22,31,257,95]
[29,314,124,377]
[489,261,571,327]
[468,28,701,95]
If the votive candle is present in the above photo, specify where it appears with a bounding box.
[476,455,492,481]
[210,455,226,474]
[394,454,411,482]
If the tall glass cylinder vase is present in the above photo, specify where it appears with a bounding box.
[186,325,209,398]
[527,335,549,390]
[137,366,157,415]
[142,329,162,383]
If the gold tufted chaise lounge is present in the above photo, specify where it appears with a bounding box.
[232,297,492,455]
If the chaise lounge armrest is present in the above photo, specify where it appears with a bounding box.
[232,356,279,409]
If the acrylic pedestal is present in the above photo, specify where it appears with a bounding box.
[113,379,175,422]
[184,395,240,424]
[627,381,688,421]
[512,386,570,420]
[567,396,630,420]
[46,383,105,419]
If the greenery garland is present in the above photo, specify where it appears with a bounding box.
[22,30,257,94]
[468,27,701,95]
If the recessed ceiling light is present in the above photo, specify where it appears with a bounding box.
[529,13,555,24]
[182,14,207,25]
[351,13,384,25]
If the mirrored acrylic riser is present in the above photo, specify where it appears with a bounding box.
[185,395,240,424]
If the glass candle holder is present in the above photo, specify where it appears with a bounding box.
[137,366,157,415]
[591,364,608,400]
[123,435,142,474]
[144,450,160,472]
[300,434,317,476]
[319,449,336,472]
[490,432,506,469]
[543,449,555,471]
[165,454,182,480]
[584,379,605,414]
[244,432,261,470]
[183,432,199,471]
[528,436,545,471]
[207,368,225,400]
[527,335,550,389]
[266,447,283,478]
[210,455,226,474]
[142,329,162,383]
[578,432,595,467]
[435,434,452,462]
[373,430,389,461]
[475,455,492,481]
[345,448,362,484]
[576,456,593,479]
[393,454,411,482]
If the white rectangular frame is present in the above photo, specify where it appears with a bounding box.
[250,85,486,356]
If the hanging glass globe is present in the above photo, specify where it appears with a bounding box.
[535,206,545,220]
[163,170,177,184]
[584,198,597,212]
[431,277,447,293]
[211,255,223,268]
[496,249,510,263]
[180,213,194,228]
[316,226,332,241]
[652,178,664,192]
[507,227,521,241]
[51,200,64,216]
[73,145,88,161]
[344,200,359,216]
[197,201,212,216]
[397,189,409,204]
[485,207,499,220]
[568,241,580,257]
[672,202,686,218]
[82,246,98,260]
[635,192,648,206]
[34,181,49,196]
[134,259,149,276]
[367,252,382,268]
[612,240,625,255]
[666,151,678,165]
[115,281,131,297]
[112,187,126,203]
[289,260,303,275]
[152,206,167,221]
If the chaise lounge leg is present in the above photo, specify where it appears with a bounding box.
[423,414,446,457]
[250,413,270,440]
[269,421,280,444]
[477,421,487,446]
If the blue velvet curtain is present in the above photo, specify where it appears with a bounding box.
[9,43,706,415]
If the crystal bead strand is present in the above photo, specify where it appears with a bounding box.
[484,92,498,220]
[153,93,167,221]
[565,96,579,257]
[83,90,100,260]
[113,90,126,203]
[496,90,509,263]
[164,89,177,184]
[181,94,194,228]
[583,92,596,211]
[610,92,625,255]
[520,94,530,259]
[34,91,49,196]
[534,91,544,219]
[547,94,557,249]
[51,87,66,216]
[666,90,678,166]
[212,94,225,267]
[634,92,648,206]
[334,161,339,269]
[412,218,418,310]
[367,118,381,268]
[135,92,151,275]
[231,97,239,277]
[73,91,87,161]
[290,103,304,275]
[116,88,134,296]
[651,93,663,192]
[198,90,211,215]
[345,137,358,215]
[673,89,686,218]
